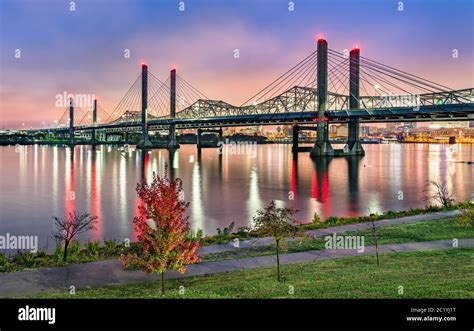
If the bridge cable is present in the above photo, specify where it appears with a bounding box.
[240,50,317,106]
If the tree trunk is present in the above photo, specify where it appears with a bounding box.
[372,222,380,266]
[63,242,68,262]
[276,239,281,282]
[161,272,165,295]
[375,238,380,266]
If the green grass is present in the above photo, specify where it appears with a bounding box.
[199,203,471,245]
[202,217,474,262]
[33,248,474,299]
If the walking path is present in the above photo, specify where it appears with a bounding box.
[1,237,472,298]
[199,210,461,254]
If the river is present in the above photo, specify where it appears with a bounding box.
[0,143,472,250]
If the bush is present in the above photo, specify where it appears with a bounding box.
[457,203,474,227]
[190,229,203,242]
[236,227,251,238]
[85,240,100,258]
[13,251,33,266]
[215,222,235,243]
[312,213,321,225]
[103,239,118,257]
[0,252,13,272]
[67,241,82,261]
[53,244,65,262]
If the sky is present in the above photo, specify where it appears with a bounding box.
[0,0,473,129]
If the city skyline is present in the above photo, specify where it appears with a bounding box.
[1,0,473,129]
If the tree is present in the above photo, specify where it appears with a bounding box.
[370,219,380,266]
[425,180,454,208]
[120,172,200,295]
[52,212,97,262]
[252,201,298,281]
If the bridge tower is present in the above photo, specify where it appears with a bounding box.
[168,68,180,149]
[310,37,334,157]
[68,97,75,145]
[344,47,365,156]
[139,63,153,148]
[91,98,97,145]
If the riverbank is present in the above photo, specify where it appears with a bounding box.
[15,246,474,298]
[0,207,468,273]
[1,207,473,297]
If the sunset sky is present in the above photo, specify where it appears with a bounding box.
[0,0,473,129]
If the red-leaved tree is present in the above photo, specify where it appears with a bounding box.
[120,171,200,295]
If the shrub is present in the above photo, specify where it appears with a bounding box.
[457,203,474,227]
[103,239,118,257]
[215,222,235,243]
[85,240,100,258]
[312,213,322,225]
[0,252,13,272]
[66,241,82,262]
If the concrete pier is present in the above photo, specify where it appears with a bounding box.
[344,47,365,156]
[168,68,180,149]
[138,64,153,148]
[310,38,334,157]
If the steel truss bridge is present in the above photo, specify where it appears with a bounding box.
[6,38,474,156]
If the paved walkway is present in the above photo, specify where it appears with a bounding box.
[1,238,472,298]
[199,210,461,254]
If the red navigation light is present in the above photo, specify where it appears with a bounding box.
[317,35,323,41]
[141,60,146,67]
[172,65,177,70]
[354,45,359,50]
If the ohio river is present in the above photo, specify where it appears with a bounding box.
[0,144,472,250]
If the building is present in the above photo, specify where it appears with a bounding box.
[433,121,470,129]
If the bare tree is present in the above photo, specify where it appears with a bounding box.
[52,212,97,261]
[425,180,454,208]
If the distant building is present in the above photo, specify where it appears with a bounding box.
[336,125,348,137]
[434,121,470,129]
[361,125,370,136]
[402,122,417,130]
[386,122,401,129]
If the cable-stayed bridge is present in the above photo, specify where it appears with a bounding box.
[6,38,474,157]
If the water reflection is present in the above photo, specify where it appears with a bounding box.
[0,144,472,249]
[347,157,362,216]
[90,148,103,240]
[64,147,75,216]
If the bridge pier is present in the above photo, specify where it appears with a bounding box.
[138,64,153,149]
[196,128,202,148]
[196,127,223,149]
[91,98,97,145]
[68,97,75,146]
[167,68,180,150]
[310,38,334,157]
[343,47,365,156]
[292,124,318,153]
[292,125,299,153]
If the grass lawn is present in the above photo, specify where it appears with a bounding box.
[34,248,474,299]
[203,217,474,261]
